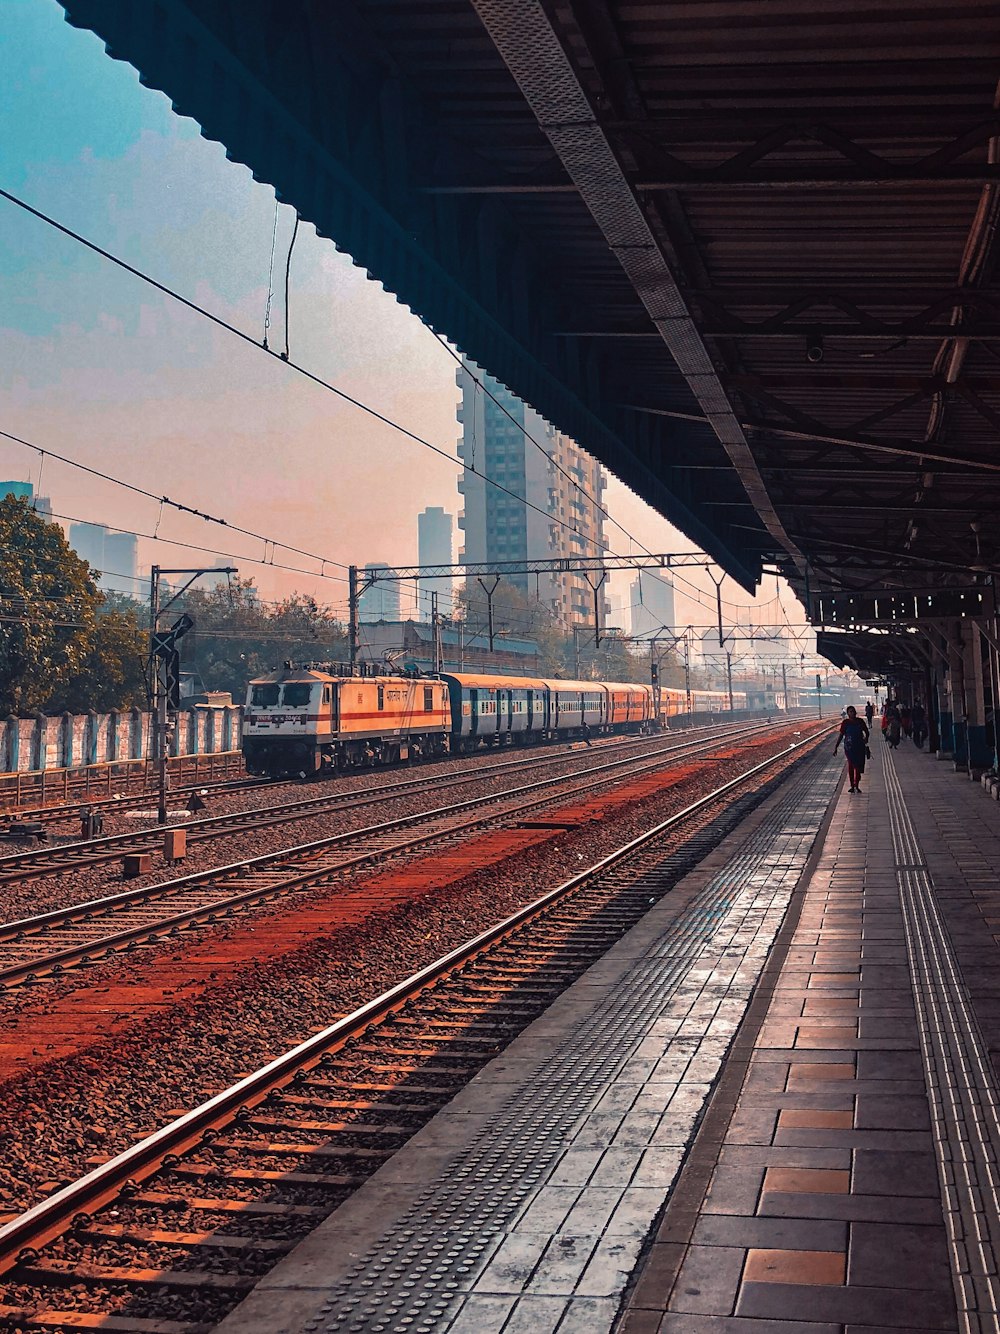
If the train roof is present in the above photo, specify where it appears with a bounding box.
[248,667,335,685]
[439,672,651,693]
[439,672,550,691]
[249,668,447,686]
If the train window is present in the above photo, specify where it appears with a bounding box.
[282,684,312,708]
[377,684,385,711]
[323,686,332,704]
[251,684,280,707]
[424,686,434,711]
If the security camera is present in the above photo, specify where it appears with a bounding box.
[806,332,824,364]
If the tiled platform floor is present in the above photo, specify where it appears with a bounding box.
[217,744,841,1334]
[218,736,1000,1334]
[622,738,1000,1333]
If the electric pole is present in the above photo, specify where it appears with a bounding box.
[150,566,164,823]
[348,564,359,674]
[649,641,661,720]
[431,592,442,673]
[149,564,234,824]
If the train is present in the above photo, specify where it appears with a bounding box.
[241,663,751,776]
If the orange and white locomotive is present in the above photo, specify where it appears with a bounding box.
[242,666,450,774]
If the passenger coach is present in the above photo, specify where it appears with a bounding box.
[439,673,652,751]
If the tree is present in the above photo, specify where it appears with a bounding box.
[169,579,349,701]
[64,604,148,712]
[0,497,146,715]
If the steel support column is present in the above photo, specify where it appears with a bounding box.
[965,621,994,775]
[948,621,969,770]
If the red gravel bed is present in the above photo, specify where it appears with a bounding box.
[0,732,722,926]
[0,723,825,1221]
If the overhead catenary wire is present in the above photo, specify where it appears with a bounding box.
[0,189,648,569]
[282,212,299,361]
[0,184,768,623]
[76,566,353,615]
[0,428,351,575]
[32,505,353,589]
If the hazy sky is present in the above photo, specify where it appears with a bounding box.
[1,0,814,648]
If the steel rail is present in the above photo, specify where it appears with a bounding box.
[0,728,689,879]
[0,720,773,888]
[0,722,808,991]
[2,771,281,829]
[0,725,829,1276]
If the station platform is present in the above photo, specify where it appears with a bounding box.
[218,738,1000,1334]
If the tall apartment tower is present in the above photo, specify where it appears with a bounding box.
[1,481,34,502]
[358,562,401,623]
[103,532,139,597]
[456,360,608,627]
[417,506,453,621]
[629,571,675,639]
[68,522,106,573]
[68,524,140,598]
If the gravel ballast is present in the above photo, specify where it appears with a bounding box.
[0,724,826,1219]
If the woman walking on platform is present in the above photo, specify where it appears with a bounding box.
[834,705,870,794]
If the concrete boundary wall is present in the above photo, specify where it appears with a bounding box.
[1,708,244,774]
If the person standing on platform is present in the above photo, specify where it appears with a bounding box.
[865,700,875,728]
[886,708,901,749]
[834,705,870,794]
[911,701,927,748]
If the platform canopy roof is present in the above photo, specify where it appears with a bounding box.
[60,1,1000,657]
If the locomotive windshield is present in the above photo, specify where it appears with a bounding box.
[250,683,280,707]
[282,683,313,708]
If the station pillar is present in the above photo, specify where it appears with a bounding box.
[936,624,957,760]
[964,621,992,776]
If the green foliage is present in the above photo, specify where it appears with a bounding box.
[0,497,146,715]
[171,579,349,700]
[1,504,686,715]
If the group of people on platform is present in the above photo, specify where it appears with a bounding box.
[834,697,928,794]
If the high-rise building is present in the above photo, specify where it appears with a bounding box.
[68,523,141,599]
[1,481,34,502]
[456,361,608,627]
[629,571,675,639]
[68,522,106,573]
[417,506,453,621]
[103,532,139,597]
[358,562,401,623]
[0,482,51,520]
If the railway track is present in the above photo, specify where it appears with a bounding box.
[0,721,804,991]
[0,720,770,889]
[2,772,281,832]
[0,727,827,1332]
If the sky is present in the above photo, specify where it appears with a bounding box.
[0,0,817,655]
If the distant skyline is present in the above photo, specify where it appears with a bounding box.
[1,0,814,646]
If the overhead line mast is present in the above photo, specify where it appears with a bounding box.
[346,554,719,673]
